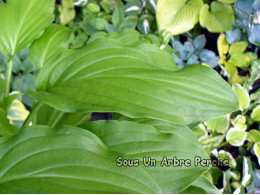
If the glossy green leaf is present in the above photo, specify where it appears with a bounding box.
[156,0,203,35]
[124,116,199,144]
[118,118,201,144]
[246,52,258,61]
[0,121,208,193]
[231,115,247,130]
[233,84,250,110]
[247,130,260,143]
[192,124,207,138]
[80,120,209,193]
[251,105,260,121]
[200,135,225,153]
[30,24,73,69]
[87,3,100,13]
[180,176,220,194]
[0,92,22,111]
[229,42,248,55]
[29,26,239,125]
[34,103,91,128]
[226,127,247,147]
[0,0,54,57]
[206,115,230,133]
[199,1,234,33]
[100,29,141,47]
[229,53,251,68]
[59,0,75,25]
[0,107,19,137]
[112,5,125,27]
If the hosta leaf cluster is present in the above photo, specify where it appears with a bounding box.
[156,0,236,35]
[0,121,211,193]
[29,25,238,125]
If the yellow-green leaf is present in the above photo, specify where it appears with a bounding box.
[229,42,248,55]
[156,0,203,35]
[226,127,247,147]
[218,33,229,58]
[251,105,260,121]
[231,115,247,130]
[199,1,234,33]
[0,0,54,57]
[233,84,250,110]
[229,53,251,68]
[206,115,230,133]
[247,130,260,143]
[7,99,29,121]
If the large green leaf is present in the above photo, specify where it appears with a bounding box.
[156,0,203,35]
[0,0,54,57]
[180,176,220,194]
[0,121,208,193]
[34,103,91,128]
[0,108,19,136]
[30,24,73,69]
[80,120,209,193]
[199,1,234,33]
[114,117,201,145]
[29,26,239,125]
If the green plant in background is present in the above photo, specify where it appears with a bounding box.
[171,34,219,68]
[0,49,37,107]
[156,0,237,37]
[156,0,238,69]
[0,0,241,193]
[232,0,260,47]
[155,0,260,194]
[218,33,258,84]
[190,22,260,195]
[191,71,260,193]
[55,0,158,49]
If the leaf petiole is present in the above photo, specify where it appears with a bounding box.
[4,57,13,97]
[22,102,43,128]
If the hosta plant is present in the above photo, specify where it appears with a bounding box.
[171,34,220,68]
[0,0,240,193]
[56,0,157,49]
[156,0,237,36]
[191,30,260,194]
